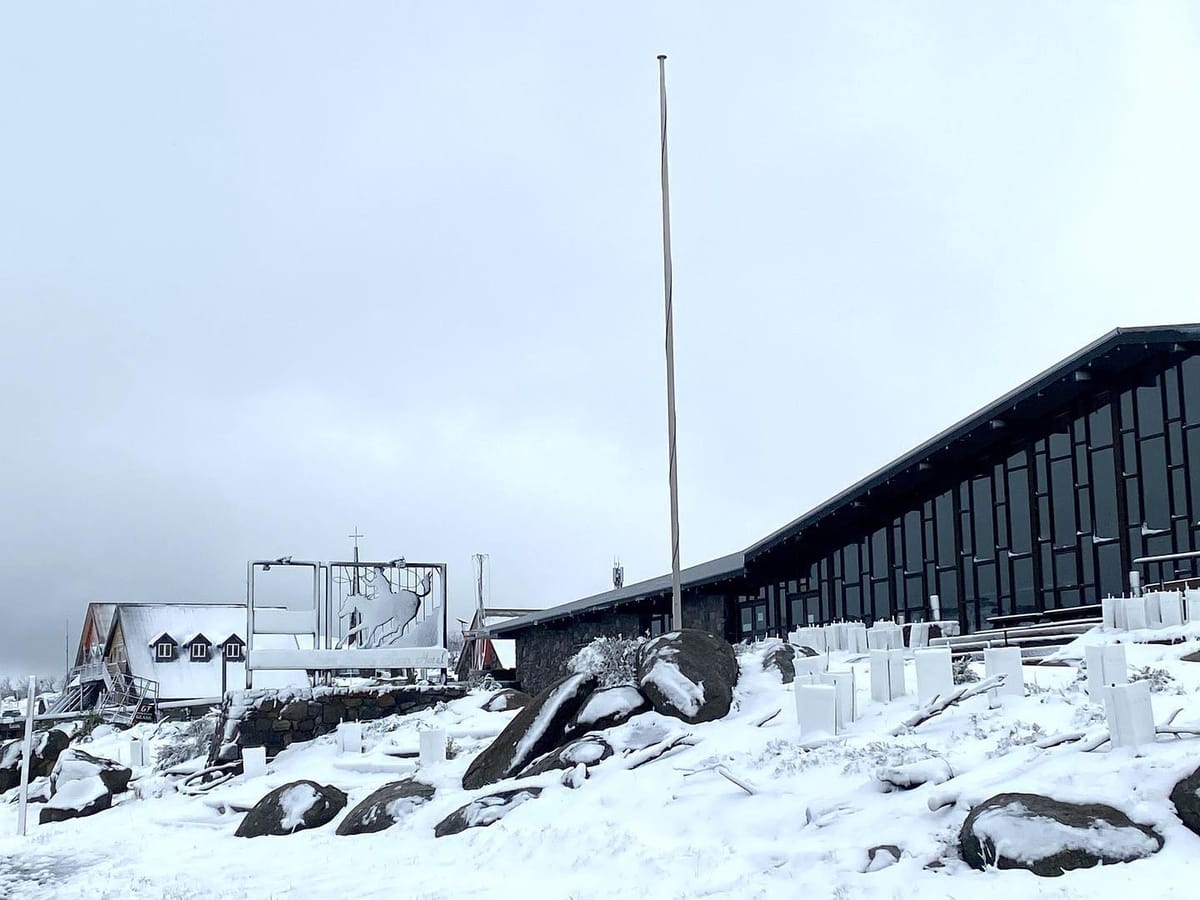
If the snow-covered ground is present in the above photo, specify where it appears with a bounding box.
[5,635,1200,899]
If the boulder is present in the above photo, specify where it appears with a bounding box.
[792,645,819,657]
[462,673,597,790]
[637,630,738,724]
[336,778,436,836]
[864,845,902,872]
[481,689,533,713]
[566,686,649,734]
[0,728,70,793]
[959,792,1162,876]
[434,787,541,838]
[51,749,132,796]
[39,775,112,824]
[519,735,613,777]
[762,643,797,683]
[235,780,348,838]
[1170,765,1200,836]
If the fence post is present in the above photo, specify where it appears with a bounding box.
[16,675,36,836]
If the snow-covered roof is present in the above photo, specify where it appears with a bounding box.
[110,605,250,701]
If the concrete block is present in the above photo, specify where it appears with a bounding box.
[983,647,1024,697]
[1104,680,1156,749]
[915,648,954,706]
[795,684,839,738]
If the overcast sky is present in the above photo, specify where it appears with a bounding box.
[3,2,1200,676]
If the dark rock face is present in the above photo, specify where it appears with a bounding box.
[462,673,597,791]
[519,735,613,777]
[0,728,70,793]
[51,749,132,796]
[434,787,542,838]
[762,643,797,683]
[482,689,533,713]
[235,780,348,838]
[336,779,436,836]
[792,644,819,658]
[1170,766,1200,836]
[959,792,1163,877]
[39,776,112,825]
[566,686,649,735]
[637,630,738,724]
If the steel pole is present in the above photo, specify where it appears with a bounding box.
[16,675,35,835]
[658,54,683,631]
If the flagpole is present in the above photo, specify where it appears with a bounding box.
[657,54,683,631]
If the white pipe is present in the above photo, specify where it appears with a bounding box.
[17,675,36,835]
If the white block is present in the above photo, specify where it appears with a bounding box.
[1086,643,1128,699]
[1186,589,1200,623]
[1101,597,1117,631]
[821,671,856,731]
[419,729,447,767]
[1159,593,1184,628]
[869,650,892,703]
[1104,680,1156,749]
[795,684,839,738]
[795,655,825,681]
[866,629,887,651]
[983,647,1024,697]
[1145,594,1163,628]
[129,739,148,768]
[242,746,267,779]
[849,624,868,653]
[915,648,954,706]
[887,648,907,699]
[336,722,363,755]
[1124,598,1148,631]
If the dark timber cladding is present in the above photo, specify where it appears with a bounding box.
[495,325,1200,692]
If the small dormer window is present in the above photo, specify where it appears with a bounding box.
[225,641,244,660]
[155,641,175,661]
[190,641,209,661]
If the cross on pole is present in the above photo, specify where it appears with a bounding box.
[348,527,364,594]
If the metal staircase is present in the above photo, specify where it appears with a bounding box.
[98,673,159,726]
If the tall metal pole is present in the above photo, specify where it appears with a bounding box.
[658,54,683,631]
[16,675,35,835]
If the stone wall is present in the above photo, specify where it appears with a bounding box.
[210,684,467,763]
[513,609,642,696]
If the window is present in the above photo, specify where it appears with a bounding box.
[155,642,174,661]
[190,641,209,661]
[225,641,244,661]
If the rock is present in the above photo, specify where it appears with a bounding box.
[566,686,649,734]
[762,643,797,683]
[959,792,1163,876]
[519,735,613,777]
[336,778,436,836]
[51,749,132,796]
[482,689,533,713]
[462,673,597,791]
[434,787,541,838]
[0,728,70,793]
[792,645,819,657]
[235,780,348,838]
[637,629,738,724]
[39,775,112,824]
[864,845,901,872]
[1170,765,1200,836]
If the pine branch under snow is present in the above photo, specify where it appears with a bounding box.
[890,674,1007,735]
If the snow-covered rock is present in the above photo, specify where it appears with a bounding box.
[235,780,347,838]
[959,792,1163,876]
[481,689,532,713]
[762,642,797,683]
[566,685,648,734]
[434,787,541,838]
[0,728,70,792]
[519,735,613,777]
[336,778,436,836]
[51,749,131,797]
[637,630,738,724]
[39,775,111,825]
[1170,764,1200,837]
[461,673,597,790]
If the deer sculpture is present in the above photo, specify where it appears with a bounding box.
[337,567,435,649]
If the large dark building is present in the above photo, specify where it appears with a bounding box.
[495,325,1200,693]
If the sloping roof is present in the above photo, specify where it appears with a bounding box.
[490,552,745,636]
[745,324,1200,560]
[108,604,249,700]
[75,602,118,665]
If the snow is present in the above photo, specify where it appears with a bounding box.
[574,686,644,726]
[278,783,319,832]
[641,657,704,716]
[972,799,1161,864]
[42,776,106,812]
[8,625,1200,898]
[511,672,589,772]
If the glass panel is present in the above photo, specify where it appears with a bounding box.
[1089,404,1114,448]
[1098,542,1124,599]
[1138,381,1165,437]
[1167,367,1182,420]
[904,509,922,571]
[1007,467,1032,553]
[1013,556,1036,612]
[845,585,862,620]
[1183,357,1200,426]
[871,528,888,578]
[1049,429,1071,460]
[1051,458,1077,545]
[937,570,959,621]
[977,564,998,625]
[1092,447,1119,537]
[1141,435,1169,528]
[936,491,956,565]
[972,477,994,554]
